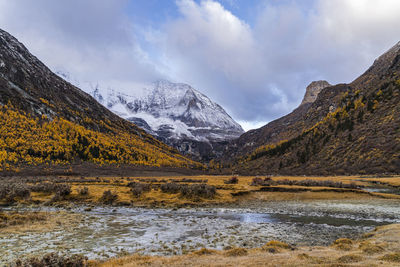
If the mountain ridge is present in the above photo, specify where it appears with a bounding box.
[0,28,201,171]
[224,40,400,175]
[55,74,244,161]
[220,80,334,160]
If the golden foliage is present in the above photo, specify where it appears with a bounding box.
[0,104,202,170]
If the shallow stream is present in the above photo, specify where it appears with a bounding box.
[2,199,400,264]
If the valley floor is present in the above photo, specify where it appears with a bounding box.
[2,174,400,266]
[99,223,400,266]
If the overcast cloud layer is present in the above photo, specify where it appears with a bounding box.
[0,0,400,130]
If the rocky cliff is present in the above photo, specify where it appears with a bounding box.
[300,80,331,106]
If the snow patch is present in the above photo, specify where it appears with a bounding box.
[56,73,244,143]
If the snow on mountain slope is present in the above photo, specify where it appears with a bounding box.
[56,73,244,160]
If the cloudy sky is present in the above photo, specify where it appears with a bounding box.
[1,0,400,130]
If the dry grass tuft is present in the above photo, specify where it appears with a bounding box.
[192,248,217,256]
[379,252,400,262]
[0,211,81,233]
[0,212,47,228]
[297,253,329,264]
[264,240,292,249]
[337,253,363,263]
[297,253,311,260]
[332,238,354,250]
[224,247,248,257]
[261,240,293,253]
[358,241,385,254]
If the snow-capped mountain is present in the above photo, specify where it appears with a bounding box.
[56,73,244,160]
[95,80,244,141]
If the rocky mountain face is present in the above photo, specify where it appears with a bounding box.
[221,80,334,160]
[300,80,331,106]
[55,76,244,161]
[224,41,400,175]
[0,28,198,170]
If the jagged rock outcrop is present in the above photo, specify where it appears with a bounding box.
[300,80,331,105]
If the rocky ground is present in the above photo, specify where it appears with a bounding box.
[2,175,400,266]
[99,223,400,266]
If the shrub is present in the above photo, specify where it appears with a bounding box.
[276,179,360,189]
[29,183,55,193]
[128,182,151,197]
[170,178,208,183]
[160,183,181,194]
[77,187,89,196]
[224,177,238,184]
[180,184,216,199]
[99,190,118,204]
[250,177,263,186]
[250,177,274,186]
[159,183,216,199]
[54,184,72,197]
[12,184,31,199]
[0,183,31,203]
[30,183,72,196]
[14,253,87,267]
[45,183,72,203]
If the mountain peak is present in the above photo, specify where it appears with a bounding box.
[300,80,331,106]
[58,75,244,161]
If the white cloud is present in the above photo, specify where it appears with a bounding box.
[162,0,286,122]
[1,0,400,130]
[238,120,268,132]
[157,0,400,123]
[0,0,163,91]
[166,0,262,84]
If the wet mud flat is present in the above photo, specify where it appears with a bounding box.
[2,199,400,264]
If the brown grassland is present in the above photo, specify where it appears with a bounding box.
[3,174,400,266]
[0,211,80,233]
[2,175,400,207]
